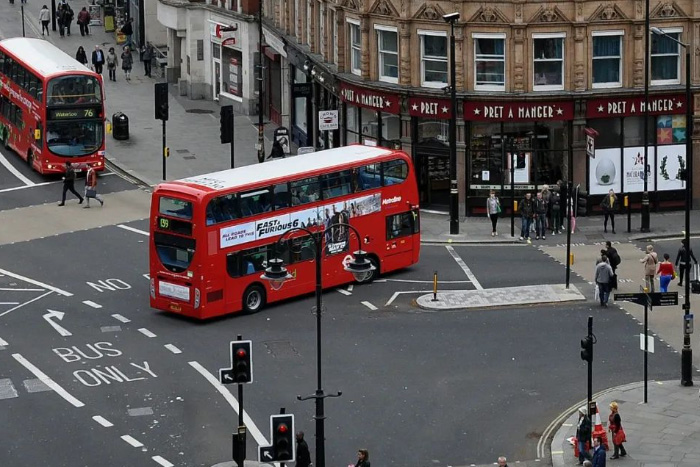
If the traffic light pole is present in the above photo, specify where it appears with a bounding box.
[162,119,167,181]
[510,139,515,238]
[587,316,593,413]
[644,296,649,403]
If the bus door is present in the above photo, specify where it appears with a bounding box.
[384,210,419,268]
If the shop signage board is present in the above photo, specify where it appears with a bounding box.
[318,110,339,131]
[408,97,452,119]
[586,94,686,118]
[339,82,400,114]
[464,100,574,122]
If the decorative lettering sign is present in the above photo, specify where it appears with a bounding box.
[586,94,686,118]
[408,97,451,119]
[339,82,400,114]
[464,101,574,122]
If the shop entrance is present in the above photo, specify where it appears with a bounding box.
[415,137,450,209]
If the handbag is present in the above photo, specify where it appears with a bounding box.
[86,188,97,198]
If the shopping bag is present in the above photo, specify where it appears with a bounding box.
[611,274,618,290]
[594,284,600,301]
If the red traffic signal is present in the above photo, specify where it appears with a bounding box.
[270,414,295,462]
[230,340,252,384]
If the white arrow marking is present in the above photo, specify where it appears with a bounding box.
[43,310,72,337]
[263,451,273,460]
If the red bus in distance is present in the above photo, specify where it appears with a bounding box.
[0,38,106,174]
[149,145,421,319]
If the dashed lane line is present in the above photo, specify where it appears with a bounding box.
[112,314,131,323]
[0,268,72,296]
[92,415,113,427]
[361,301,378,311]
[83,300,102,309]
[0,302,19,305]
[336,288,352,296]
[445,245,484,290]
[152,456,174,467]
[0,337,8,346]
[347,284,354,292]
[117,224,150,236]
[164,344,182,354]
[120,435,144,448]
[12,353,84,408]
[138,328,157,338]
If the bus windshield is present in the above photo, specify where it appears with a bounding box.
[47,75,102,105]
[46,120,103,157]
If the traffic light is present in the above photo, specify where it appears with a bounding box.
[220,105,234,144]
[580,336,593,363]
[231,340,252,383]
[271,414,295,462]
[155,83,169,121]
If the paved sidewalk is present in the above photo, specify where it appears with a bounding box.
[416,284,585,311]
[551,380,700,467]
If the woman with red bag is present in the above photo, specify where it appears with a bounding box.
[608,402,627,459]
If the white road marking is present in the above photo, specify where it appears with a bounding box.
[0,287,45,291]
[188,361,269,447]
[92,415,113,427]
[445,245,483,290]
[152,456,174,467]
[12,353,84,407]
[0,337,8,346]
[138,328,157,338]
[0,268,72,296]
[164,344,182,354]
[82,300,102,309]
[117,224,150,236]
[112,313,131,323]
[361,301,378,311]
[383,279,473,284]
[336,288,352,296]
[385,290,434,307]
[0,151,35,186]
[121,435,144,448]
[347,284,354,292]
[0,291,52,317]
[0,180,57,193]
[0,302,19,305]
[43,310,72,337]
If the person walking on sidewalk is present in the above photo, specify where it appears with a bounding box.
[120,18,134,49]
[550,188,562,235]
[657,253,675,293]
[541,184,552,232]
[534,191,548,240]
[141,42,154,77]
[295,431,311,467]
[608,402,627,459]
[497,456,508,467]
[121,46,133,81]
[75,46,88,67]
[591,436,606,467]
[486,190,501,237]
[641,245,659,292]
[567,194,577,234]
[576,407,592,464]
[63,4,74,35]
[39,5,51,35]
[77,7,90,36]
[519,192,534,242]
[267,139,285,159]
[595,254,614,307]
[605,241,621,274]
[92,45,105,74]
[58,162,84,206]
[675,239,697,286]
[83,165,104,208]
[601,189,618,234]
[351,449,370,467]
[57,4,66,37]
[106,47,118,81]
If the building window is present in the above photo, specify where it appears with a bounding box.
[419,31,447,88]
[651,29,681,85]
[592,32,622,88]
[473,33,505,91]
[533,34,564,91]
[348,20,361,76]
[376,26,398,83]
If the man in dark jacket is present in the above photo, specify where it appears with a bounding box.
[534,191,548,240]
[605,241,621,273]
[549,189,562,235]
[121,18,134,49]
[576,407,592,464]
[519,193,534,242]
[591,436,606,467]
[675,239,698,286]
[92,45,105,74]
[295,431,312,467]
[58,162,84,206]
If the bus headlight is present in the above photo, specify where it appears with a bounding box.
[194,288,201,309]
[150,278,155,299]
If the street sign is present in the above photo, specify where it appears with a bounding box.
[258,445,274,463]
[585,127,599,158]
[614,292,678,308]
[318,110,339,130]
[614,293,647,307]
[639,333,655,353]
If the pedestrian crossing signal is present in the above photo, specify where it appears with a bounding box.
[580,336,593,363]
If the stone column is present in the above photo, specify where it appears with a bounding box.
[399,21,411,86]
[309,0,316,53]
[632,23,644,88]
[573,26,585,91]
[336,9,346,73]
[455,24,464,90]
[512,25,525,92]
[360,14,370,78]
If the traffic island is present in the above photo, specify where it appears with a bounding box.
[416,284,586,311]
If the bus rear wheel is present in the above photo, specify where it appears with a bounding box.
[27,153,34,171]
[242,284,266,314]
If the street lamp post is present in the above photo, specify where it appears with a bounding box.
[261,225,376,467]
[651,27,693,386]
[257,0,265,163]
[443,12,460,235]
[641,0,651,232]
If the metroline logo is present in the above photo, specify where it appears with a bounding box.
[382,196,402,205]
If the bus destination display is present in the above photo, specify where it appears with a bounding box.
[48,107,99,120]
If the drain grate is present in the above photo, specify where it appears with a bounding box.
[185,109,215,114]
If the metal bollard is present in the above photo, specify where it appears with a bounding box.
[625,195,631,233]
[569,253,574,265]
[432,271,438,301]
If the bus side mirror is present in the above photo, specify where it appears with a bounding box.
[34,129,41,140]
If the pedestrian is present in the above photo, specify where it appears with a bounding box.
[497,456,508,467]
[92,45,105,74]
[674,239,697,286]
[605,241,621,274]
[75,46,88,67]
[595,254,614,307]
[583,462,592,467]
[657,253,675,293]
[106,47,119,81]
[83,165,104,208]
[567,194,577,233]
[550,188,562,235]
[558,179,568,232]
[641,245,659,292]
[519,192,534,242]
[142,42,154,77]
[39,5,51,35]
[295,431,311,467]
[64,4,74,35]
[608,402,627,459]
[267,139,285,159]
[121,46,133,81]
[351,449,370,467]
[591,436,606,467]
[58,162,84,206]
[57,4,65,37]
[576,407,592,464]
[541,184,552,231]
[601,189,618,234]
[77,7,91,36]
[534,191,548,240]
[486,189,501,237]
[120,18,134,49]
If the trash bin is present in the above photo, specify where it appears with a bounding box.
[112,112,129,140]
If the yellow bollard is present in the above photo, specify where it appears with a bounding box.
[514,200,519,212]
[569,253,574,265]
[624,195,629,207]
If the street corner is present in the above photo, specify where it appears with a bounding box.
[415,284,586,311]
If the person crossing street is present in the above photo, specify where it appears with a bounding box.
[58,162,83,206]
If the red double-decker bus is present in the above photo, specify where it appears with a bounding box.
[0,38,105,174]
[149,145,421,319]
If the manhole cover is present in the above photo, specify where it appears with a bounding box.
[185,109,215,114]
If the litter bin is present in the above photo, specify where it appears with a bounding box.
[112,112,129,140]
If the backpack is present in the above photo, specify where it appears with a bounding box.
[609,250,621,267]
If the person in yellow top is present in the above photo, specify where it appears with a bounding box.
[601,188,618,234]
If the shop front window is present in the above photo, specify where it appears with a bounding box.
[346,105,359,144]
[221,45,242,96]
[361,107,378,145]
[381,113,400,146]
[651,30,680,84]
[533,35,564,90]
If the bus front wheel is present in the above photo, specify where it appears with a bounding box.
[27,153,34,171]
[242,284,266,314]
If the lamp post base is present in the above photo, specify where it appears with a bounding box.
[681,346,693,386]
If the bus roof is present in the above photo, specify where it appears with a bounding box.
[176,145,398,192]
[0,38,91,77]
